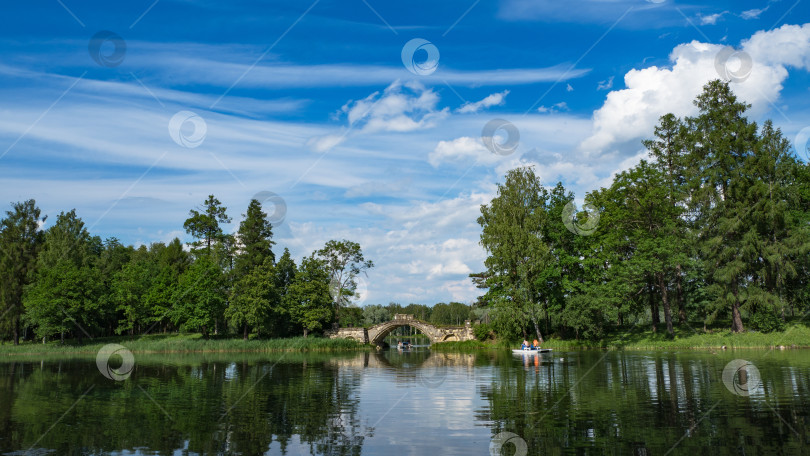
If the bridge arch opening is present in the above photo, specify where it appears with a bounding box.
[381,323,432,346]
[370,319,439,346]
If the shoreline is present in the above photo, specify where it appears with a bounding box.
[431,323,810,351]
[0,335,371,357]
[2,322,808,357]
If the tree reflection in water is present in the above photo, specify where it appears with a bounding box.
[0,353,367,455]
[482,350,810,455]
[0,350,808,455]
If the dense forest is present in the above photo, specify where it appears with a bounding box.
[474,80,810,342]
[0,192,387,344]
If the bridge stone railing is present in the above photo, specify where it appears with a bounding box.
[325,313,474,346]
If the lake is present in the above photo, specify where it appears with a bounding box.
[0,348,808,455]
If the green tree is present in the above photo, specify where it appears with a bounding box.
[170,256,226,338]
[273,248,298,336]
[23,210,101,343]
[605,161,685,335]
[227,258,280,339]
[183,195,231,255]
[233,199,275,278]
[143,239,189,333]
[315,240,373,326]
[362,304,390,326]
[644,113,691,324]
[97,237,134,336]
[284,256,333,337]
[477,166,553,342]
[0,200,45,345]
[111,246,154,335]
[685,81,759,332]
[741,120,809,329]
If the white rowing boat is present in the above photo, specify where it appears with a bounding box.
[512,348,553,354]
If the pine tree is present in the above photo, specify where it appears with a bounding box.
[0,200,45,345]
[183,194,231,255]
[685,80,759,332]
[234,199,276,278]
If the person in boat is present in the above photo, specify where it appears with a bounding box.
[397,340,403,349]
[521,339,529,350]
[532,339,540,350]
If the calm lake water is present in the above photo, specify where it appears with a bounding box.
[0,348,808,455]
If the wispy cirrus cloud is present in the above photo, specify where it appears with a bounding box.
[456,90,509,114]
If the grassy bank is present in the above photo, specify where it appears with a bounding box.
[527,322,810,350]
[432,322,810,351]
[0,333,370,356]
[429,340,505,351]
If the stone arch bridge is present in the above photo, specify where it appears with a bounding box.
[325,314,475,346]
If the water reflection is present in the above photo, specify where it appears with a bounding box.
[483,351,810,455]
[0,353,368,455]
[0,350,808,454]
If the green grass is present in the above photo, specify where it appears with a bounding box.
[430,340,506,351]
[433,321,810,351]
[0,333,371,356]
[537,322,810,350]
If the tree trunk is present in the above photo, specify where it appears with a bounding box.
[60,331,64,345]
[303,328,309,338]
[12,315,19,346]
[243,324,249,341]
[531,314,544,343]
[676,264,686,324]
[731,299,744,333]
[658,273,674,336]
[649,281,659,332]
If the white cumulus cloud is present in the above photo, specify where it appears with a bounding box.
[579,23,810,158]
[340,80,449,133]
[429,136,496,167]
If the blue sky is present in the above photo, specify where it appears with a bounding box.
[1,0,809,305]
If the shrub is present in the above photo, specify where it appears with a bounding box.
[749,310,785,333]
[473,322,493,341]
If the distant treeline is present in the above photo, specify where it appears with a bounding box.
[341,302,481,328]
[474,80,810,342]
